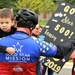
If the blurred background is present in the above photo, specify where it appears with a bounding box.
[0,0,75,26]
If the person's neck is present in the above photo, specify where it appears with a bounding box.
[17,27,31,35]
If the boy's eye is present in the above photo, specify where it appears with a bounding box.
[0,22,3,24]
[6,22,9,24]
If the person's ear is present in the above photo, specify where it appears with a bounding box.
[11,20,15,26]
[30,27,33,30]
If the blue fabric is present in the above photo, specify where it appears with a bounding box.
[36,35,45,75]
[0,31,57,63]
[37,35,54,75]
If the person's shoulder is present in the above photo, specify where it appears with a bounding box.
[0,29,3,32]
[32,36,37,40]
[0,29,6,38]
[11,26,17,31]
[10,26,16,34]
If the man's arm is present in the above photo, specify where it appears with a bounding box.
[0,45,7,53]
[54,39,75,59]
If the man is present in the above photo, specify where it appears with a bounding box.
[0,9,75,75]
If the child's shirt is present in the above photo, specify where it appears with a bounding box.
[0,26,16,53]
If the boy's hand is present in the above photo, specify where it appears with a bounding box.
[6,47,15,55]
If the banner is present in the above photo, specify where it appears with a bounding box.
[39,2,75,73]
[40,2,75,45]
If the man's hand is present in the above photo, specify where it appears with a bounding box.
[6,47,15,55]
[69,50,75,59]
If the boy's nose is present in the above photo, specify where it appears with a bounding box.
[3,23,7,26]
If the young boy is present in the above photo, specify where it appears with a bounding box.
[0,8,16,54]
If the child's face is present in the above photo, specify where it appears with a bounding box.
[0,17,14,32]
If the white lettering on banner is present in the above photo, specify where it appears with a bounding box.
[44,29,57,41]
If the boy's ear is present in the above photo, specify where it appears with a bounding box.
[12,20,17,28]
[12,20,15,26]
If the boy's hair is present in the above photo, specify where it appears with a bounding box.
[0,8,14,20]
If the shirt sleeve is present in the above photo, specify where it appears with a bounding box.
[36,40,57,57]
[0,45,7,53]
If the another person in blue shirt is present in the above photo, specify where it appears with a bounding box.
[32,24,43,75]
